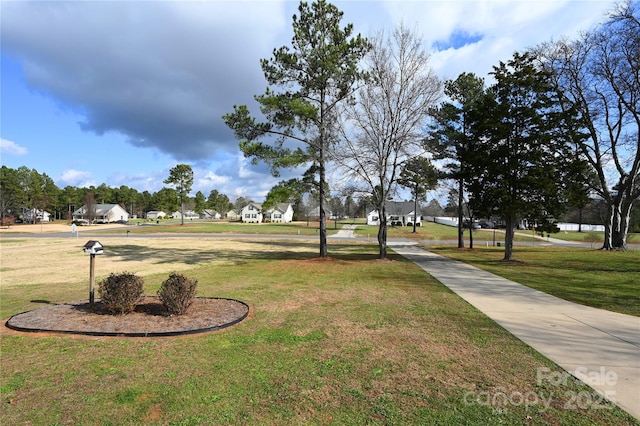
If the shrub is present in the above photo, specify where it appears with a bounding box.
[583,232,603,248]
[158,273,197,315]
[0,216,15,227]
[98,272,144,314]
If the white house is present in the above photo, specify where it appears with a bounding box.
[264,203,294,223]
[241,203,263,223]
[22,208,52,223]
[556,222,605,232]
[146,211,166,220]
[367,201,421,227]
[73,204,129,223]
[171,210,199,220]
[200,209,221,220]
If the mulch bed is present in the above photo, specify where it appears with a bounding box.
[4,297,249,337]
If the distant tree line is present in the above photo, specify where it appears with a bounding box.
[2,162,636,235]
[0,165,238,222]
[0,164,387,224]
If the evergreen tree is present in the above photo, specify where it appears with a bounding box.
[194,191,207,214]
[164,164,194,225]
[223,0,369,257]
[397,157,438,233]
[428,72,485,248]
[467,52,578,260]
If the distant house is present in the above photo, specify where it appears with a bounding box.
[171,210,199,220]
[264,203,294,223]
[22,208,52,223]
[305,206,328,222]
[146,211,166,220]
[73,204,129,223]
[367,201,421,227]
[241,203,263,223]
[226,209,239,221]
[200,209,221,220]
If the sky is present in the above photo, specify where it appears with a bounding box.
[0,0,619,202]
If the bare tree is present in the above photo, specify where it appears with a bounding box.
[534,1,640,249]
[334,24,441,258]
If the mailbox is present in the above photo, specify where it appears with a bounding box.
[83,240,104,255]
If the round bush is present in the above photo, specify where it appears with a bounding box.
[158,273,198,315]
[98,272,144,314]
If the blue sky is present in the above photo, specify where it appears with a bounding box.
[1,0,618,202]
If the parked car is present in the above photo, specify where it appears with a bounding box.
[463,220,481,229]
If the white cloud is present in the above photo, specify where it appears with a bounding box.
[59,169,93,186]
[380,0,615,81]
[0,138,28,155]
[192,170,231,195]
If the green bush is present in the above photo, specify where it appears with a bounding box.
[158,273,198,315]
[98,272,144,314]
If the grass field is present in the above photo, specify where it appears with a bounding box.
[354,220,640,246]
[119,221,336,236]
[1,235,638,425]
[354,221,553,243]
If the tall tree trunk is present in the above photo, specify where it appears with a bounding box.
[603,207,612,250]
[457,179,464,248]
[604,198,632,250]
[469,218,474,249]
[578,208,583,233]
[602,198,630,250]
[378,204,388,259]
[412,189,418,233]
[503,214,516,261]
[319,146,328,258]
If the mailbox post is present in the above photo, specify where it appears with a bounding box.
[83,241,104,310]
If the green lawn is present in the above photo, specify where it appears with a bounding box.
[355,221,533,243]
[541,230,639,245]
[428,246,640,317]
[1,240,637,425]
[354,221,462,240]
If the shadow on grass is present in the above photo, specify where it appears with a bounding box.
[105,240,386,266]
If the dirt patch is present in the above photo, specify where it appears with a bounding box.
[0,222,126,234]
[302,256,336,262]
[4,297,249,337]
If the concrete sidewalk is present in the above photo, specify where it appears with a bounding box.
[389,242,640,420]
[328,224,357,239]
